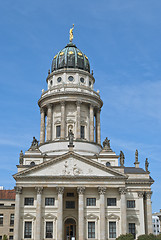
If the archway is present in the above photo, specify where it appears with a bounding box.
[64,218,76,240]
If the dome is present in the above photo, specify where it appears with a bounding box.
[51,42,90,73]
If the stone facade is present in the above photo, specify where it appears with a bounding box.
[13,37,154,240]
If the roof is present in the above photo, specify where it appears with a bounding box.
[0,189,16,200]
[124,167,147,174]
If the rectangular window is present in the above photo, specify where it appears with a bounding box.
[56,125,61,138]
[81,126,85,139]
[66,201,75,209]
[107,198,116,206]
[0,236,2,240]
[24,221,32,238]
[45,198,55,206]
[87,198,96,206]
[109,222,116,238]
[10,214,14,226]
[9,229,14,232]
[24,198,34,206]
[67,192,74,197]
[0,214,3,225]
[9,237,13,240]
[127,200,135,208]
[46,222,53,238]
[0,204,4,206]
[129,223,135,239]
[11,204,15,207]
[88,222,95,238]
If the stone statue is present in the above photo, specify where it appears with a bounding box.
[69,24,74,42]
[145,158,149,172]
[19,150,23,165]
[68,130,74,147]
[135,149,138,162]
[103,137,111,150]
[29,137,39,151]
[120,150,125,167]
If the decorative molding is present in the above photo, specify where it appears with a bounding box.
[23,213,36,220]
[98,186,106,195]
[14,186,22,194]
[35,187,43,194]
[119,187,127,195]
[85,213,99,220]
[77,187,85,195]
[56,187,64,194]
[145,191,153,199]
[137,191,144,198]
[43,213,57,220]
[106,213,120,220]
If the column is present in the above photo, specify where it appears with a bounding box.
[138,192,145,235]
[40,108,45,144]
[35,187,43,240]
[56,187,64,240]
[61,102,65,139]
[119,187,127,234]
[98,187,106,240]
[145,191,153,234]
[96,108,101,144]
[77,187,85,240]
[46,104,52,141]
[76,101,81,139]
[14,186,22,240]
[90,104,94,142]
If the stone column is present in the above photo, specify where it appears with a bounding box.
[138,192,145,235]
[77,187,85,240]
[90,104,94,142]
[96,108,101,144]
[76,101,81,139]
[98,187,106,240]
[14,186,22,240]
[56,187,64,240]
[40,108,45,144]
[145,191,153,234]
[61,102,65,139]
[35,187,43,240]
[119,188,127,234]
[46,104,52,141]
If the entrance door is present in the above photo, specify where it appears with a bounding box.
[64,218,76,240]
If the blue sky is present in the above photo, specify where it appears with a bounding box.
[0,0,161,212]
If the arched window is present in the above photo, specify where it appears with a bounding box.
[106,162,111,167]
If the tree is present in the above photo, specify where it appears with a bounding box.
[116,233,134,240]
[138,234,156,240]
[2,235,8,240]
[156,234,161,240]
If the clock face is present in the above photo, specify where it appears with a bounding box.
[57,77,62,83]
[68,76,74,82]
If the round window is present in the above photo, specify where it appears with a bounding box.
[57,77,62,83]
[80,77,84,83]
[68,76,74,82]
[89,80,92,86]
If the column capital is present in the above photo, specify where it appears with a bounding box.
[40,107,45,114]
[119,187,127,195]
[47,103,52,109]
[56,187,64,194]
[14,186,22,194]
[35,187,43,194]
[76,101,81,106]
[137,191,144,198]
[98,186,106,195]
[77,187,85,195]
[97,107,101,113]
[145,191,153,199]
[60,101,65,106]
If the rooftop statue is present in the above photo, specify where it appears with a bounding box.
[103,137,111,150]
[135,149,138,162]
[19,150,23,165]
[29,137,39,151]
[120,150,125,167]
[145,158,150,173]
[69,24,74,42]
[68,129,74,147]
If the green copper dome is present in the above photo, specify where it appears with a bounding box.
[51,42,90,73]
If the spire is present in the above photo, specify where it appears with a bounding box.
[134,149,140,168]
[69,24,74,43]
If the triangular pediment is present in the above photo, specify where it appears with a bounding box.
[14,152,126,179]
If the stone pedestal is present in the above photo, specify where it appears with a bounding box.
[46,104,52,141]
[40,108,45,144]
[57,187,64,240]
[138,192,145,235]
[77,187,85,240]
[14,186,22,240]
[35,187,43,240]
[119,188,127,234]
[98,187,106,240]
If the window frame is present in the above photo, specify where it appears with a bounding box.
[109,221,116,238]
[129,223,136,239]
[24,197,34,206]
[45,198,55,206]
[88,221,95,238]
[65,201,75,209]
[81,125,85,139]
[24,221,32,239]
[0,214,3,225]
[10,213,14,226]
[86,198,96,206]
[107,198,116,206]
[127,200,135,208]
[46,221,53,238]
[56,125,61,138]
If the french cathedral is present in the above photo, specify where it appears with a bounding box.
[13,27,154,240]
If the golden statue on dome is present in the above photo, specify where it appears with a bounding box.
[69,24,74,42]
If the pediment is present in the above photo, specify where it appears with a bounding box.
[44,213,57,220]
[107,214,120,220]
[22,213,36,220]
[14,152,126,179]
[85,214,99,220]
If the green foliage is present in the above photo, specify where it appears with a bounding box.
[138,234,156,240]
[2,235,8,240]
[156,234,161,240]
[116,233,134,240]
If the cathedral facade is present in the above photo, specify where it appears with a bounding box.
[13,31,153,240]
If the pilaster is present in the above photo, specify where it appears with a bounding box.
[56,187,64,240]
[138,192,145,235]
[119,187,127,234]
[98,187,106,240]
[14,186,22,240]
[145,191,153,234]
[35,187,43,240]
[77,187,85,240]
